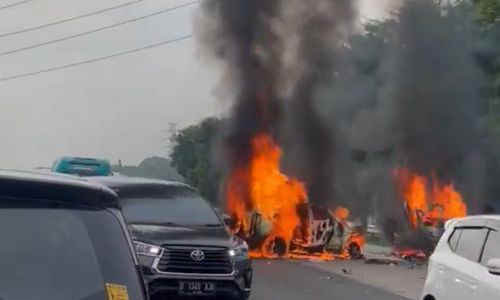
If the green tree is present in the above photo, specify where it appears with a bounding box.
[474,0,500,24]
[169,117,223,205]
[473,0,500,131]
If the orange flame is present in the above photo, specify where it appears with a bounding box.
[394,168,467,229]
[331,206,365,258]
[226,134,365,259]
[226,134,307,257]
[350,232,366,250]
[334,206,350,221]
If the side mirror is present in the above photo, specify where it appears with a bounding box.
[487,258,500,276]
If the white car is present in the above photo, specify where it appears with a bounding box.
[421,215,500,300]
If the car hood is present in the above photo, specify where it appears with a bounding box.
[128,223,236,248]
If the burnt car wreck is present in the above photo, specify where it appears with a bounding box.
[227,204,365,259]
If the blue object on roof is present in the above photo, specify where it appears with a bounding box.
[52,157,112,177]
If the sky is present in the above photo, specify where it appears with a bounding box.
[0,0,400,170]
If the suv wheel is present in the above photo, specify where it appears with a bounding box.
[273,237,287,257]
[238,291,251,300]
[223,291,250,300]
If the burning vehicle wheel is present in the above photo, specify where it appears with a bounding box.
[273,237,288,257]
[348,243,362,259]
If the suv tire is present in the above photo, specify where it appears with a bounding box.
[239,291,251,300]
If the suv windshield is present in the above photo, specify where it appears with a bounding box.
[0,198,144,300]
[120,187,222,226]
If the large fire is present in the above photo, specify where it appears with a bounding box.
[394,168,467,229]
[225,134,363,259]
[226,133,308,257]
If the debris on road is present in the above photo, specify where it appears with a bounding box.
[303,257,427,300]
[342,269,352,275]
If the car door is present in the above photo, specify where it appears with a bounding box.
[477,220,500,299]
[309,206,334,248]
[451,226,490,299]
[428,227,465,300]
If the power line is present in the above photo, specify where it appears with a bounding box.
[0,0,145,38]
[0,0,36,10]
[0,1,199,57]
[0,33,193,82]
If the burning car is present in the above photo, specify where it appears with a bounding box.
[229,203,364,259]
[224,134,365,259]
[391,168,468,260]
[325,218,365,259]
[289,203,335,255]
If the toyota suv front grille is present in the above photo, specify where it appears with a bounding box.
[157,246,233,274]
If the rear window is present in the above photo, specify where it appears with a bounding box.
[0,198,144,300]
[119,187,222,226]
[453,228,488,262]
[481,230,500,265]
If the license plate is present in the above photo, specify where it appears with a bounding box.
[178,281,216,296]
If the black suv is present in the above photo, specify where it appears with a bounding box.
[92,176,253,300]
[0,170,148,300]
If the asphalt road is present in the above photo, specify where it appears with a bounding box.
[249,260,409,300]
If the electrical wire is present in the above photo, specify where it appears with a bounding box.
[0,0,36,10]
[0,0,199,57]
[0,33,193,82]
[0,0,144,38]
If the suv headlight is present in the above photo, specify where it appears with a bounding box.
[134,241,163,257]
[228,241,249,261]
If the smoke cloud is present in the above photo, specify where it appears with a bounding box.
[197,0,356,209]
[391,1,483,181]
[197,0,498,235]
[196,0,284,210]
[316,0,494,227]
[280,0,355,206]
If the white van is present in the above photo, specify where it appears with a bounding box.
[421,215,500,300]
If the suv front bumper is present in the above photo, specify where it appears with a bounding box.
[140,255,252,299]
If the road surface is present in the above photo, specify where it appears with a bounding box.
[250,260,410,300]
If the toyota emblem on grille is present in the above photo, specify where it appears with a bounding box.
[190,249,205,261]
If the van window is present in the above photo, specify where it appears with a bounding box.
[448,228,462,251]
[454,228,488,262]
[481,230,500,265]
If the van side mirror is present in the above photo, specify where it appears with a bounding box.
[487,258,500,276]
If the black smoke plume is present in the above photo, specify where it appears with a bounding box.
[316,0,495,233]
[391,0,484,183]
[197,0,356,208]
[281,0,355,207]
[197,0,499,241]
[196,0,284,210]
